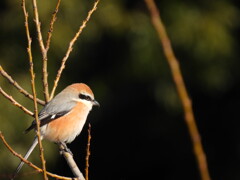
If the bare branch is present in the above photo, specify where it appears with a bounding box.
[32,0,50,102]
[144,1,211,180]
[0,65,45,105]
[0,132,78,180]
[85,123,91,180]
[50,0,100,100]
[44,0,62,98]
[59,144,85,180]
[22,0,48,179]
[45,0,61,52]
[0,87,34,117]
[31,0,45,52]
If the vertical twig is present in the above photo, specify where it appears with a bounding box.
[0,65,45,105]
[22,1,48,180]
[45,0,61,52]
[31,0,45,52]
[50,0,100,100]
[32,0,50,102]
[85,123,91,180]
[144,1,211,180]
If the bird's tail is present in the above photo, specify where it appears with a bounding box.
[12,136,40,179]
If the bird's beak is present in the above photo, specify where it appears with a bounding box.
[92,100,100,107]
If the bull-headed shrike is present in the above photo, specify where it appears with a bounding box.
[12,83,99,178]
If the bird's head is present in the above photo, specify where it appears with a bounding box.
[67,83,100,109]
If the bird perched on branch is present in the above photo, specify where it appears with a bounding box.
[12,83,99,178]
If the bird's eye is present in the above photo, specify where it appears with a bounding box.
[79,93,92,101]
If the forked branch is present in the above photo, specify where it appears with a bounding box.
[50,0,100,100]
[32,0,49,102]
[0,132,78,180]
[1,1,99,179]
[144,1,211,180]
[0,65,45,105]
[0,87,34,117]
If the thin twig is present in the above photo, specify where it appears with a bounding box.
[59,144,85,180]
[0,65,45,105]
[85,123,91,180]
[45,0,61,52]
[144,1,211,180]
[22,1,48,179]
[0,87,34,117]
[32,0,50,102]
[50,0,100,100]
[0,132,78,180]
[31,0,45,52]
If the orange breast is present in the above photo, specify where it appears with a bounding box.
[43,103,90,143]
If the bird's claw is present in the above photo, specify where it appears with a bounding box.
[59,142,73,156]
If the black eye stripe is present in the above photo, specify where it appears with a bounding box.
[79,93,92,101]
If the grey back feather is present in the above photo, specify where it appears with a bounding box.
[39,90,77,120]
[25,88,78,133]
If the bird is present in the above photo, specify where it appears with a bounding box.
[12,83,99,179]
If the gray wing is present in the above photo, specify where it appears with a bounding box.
[25,91,77,133]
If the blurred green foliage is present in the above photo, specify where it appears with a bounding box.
[0,0,239,179]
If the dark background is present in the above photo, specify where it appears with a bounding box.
[0,0,240,179]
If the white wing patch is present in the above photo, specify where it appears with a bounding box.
[51,114,56,119]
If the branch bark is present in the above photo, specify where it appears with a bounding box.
[32,0,49,102]
[144,1,211,180]
[59,144,85,180]
[22,0,48,179]
[85,123,91,180]
[0,65,45,105]
[50,0,100,100]
[0,132,77,180]
[45,0,61,52]
[0,87,34,117]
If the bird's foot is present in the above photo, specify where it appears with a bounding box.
[59,142,73,156]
